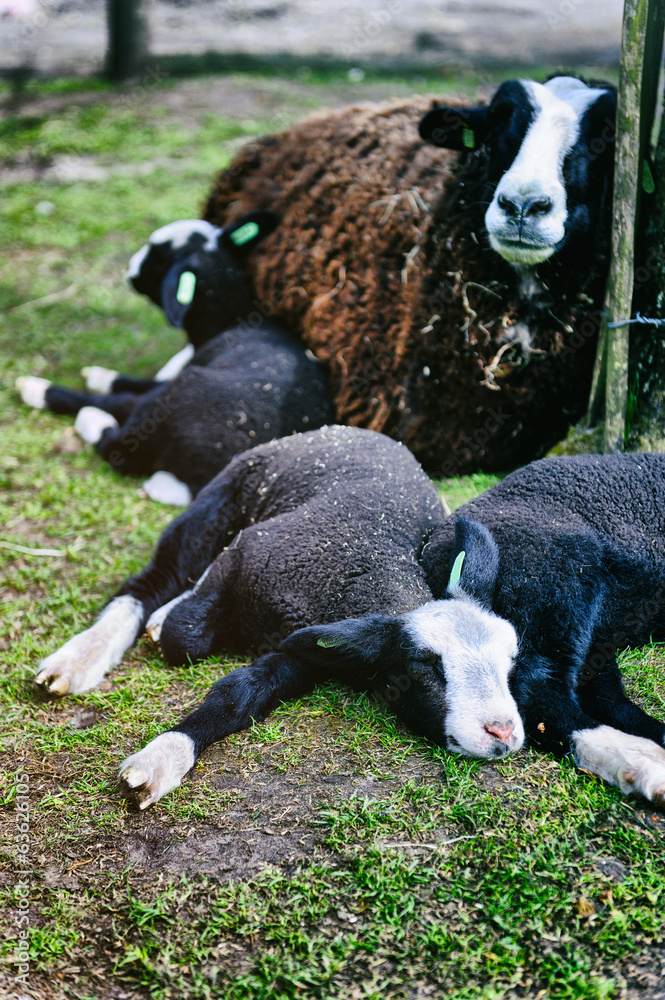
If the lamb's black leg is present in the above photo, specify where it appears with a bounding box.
[577,659,665,746]
[110,375,160,394]
[43,384,141,423]
[119,653,313,809]
[514,658,665,806]
[34,468,246,696]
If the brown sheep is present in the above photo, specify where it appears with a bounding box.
[203,78,616,474]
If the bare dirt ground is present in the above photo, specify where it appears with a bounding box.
[1,0,623,78]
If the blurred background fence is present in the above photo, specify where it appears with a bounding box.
[1,0,624,82]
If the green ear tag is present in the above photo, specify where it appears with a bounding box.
[317,636,346,649]
[449,550,466,588]
[229,221,260,246]
[463,127,475,150]
[642,160,656,195]
[176,270,196,305]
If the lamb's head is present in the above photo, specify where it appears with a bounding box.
[126,210,279,347]
[281,519,523,759]
[419,76,616,269]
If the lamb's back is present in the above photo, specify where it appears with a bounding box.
[210,426,446,646]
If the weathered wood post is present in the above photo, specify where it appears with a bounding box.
[106,0,150,83]
[584,0,665,451]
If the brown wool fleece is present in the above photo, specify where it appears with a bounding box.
[203,97,608,475]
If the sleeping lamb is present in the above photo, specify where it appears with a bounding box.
[16,211,332,504]
[33,428,665,810]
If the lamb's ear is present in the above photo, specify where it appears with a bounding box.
[418,105,490,151]
[161,260,199,328]
[447,517,499,609]
[281,615,401,670]
[219,210,280,256]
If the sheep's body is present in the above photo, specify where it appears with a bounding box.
[148,424,441,662]
[423,452,665,660]
[73,326,332,497]
[204,85,613,474]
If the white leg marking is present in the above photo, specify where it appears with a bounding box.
[145,563,213,642]
[74,406,119,444]
[81,365,119,393]
[119,732,196,809]
[34,595,144,696]
[16,375,50,409]
[154,343,195,382]
[146,591,193,643]
[141,471,192,506]
[573,725,665,805]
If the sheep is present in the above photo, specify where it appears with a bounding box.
[416,452,665,805]
[16,211,333,504]
[203,76,617,474]
[33,424,525,809]
[116,450,665,809]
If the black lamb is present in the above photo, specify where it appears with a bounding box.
[17,211,332,503]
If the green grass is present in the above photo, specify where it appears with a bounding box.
[0,72,663,1000]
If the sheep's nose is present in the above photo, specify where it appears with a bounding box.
[484,722,514,744]
[498,194,553,220]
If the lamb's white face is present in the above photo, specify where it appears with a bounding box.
[404,598,524,758]
[485,77,610,266]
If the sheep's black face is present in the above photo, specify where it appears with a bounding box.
[127,220,224,311]
[126,211,279,346]
[420,76,616,269]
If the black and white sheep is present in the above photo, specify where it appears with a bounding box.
[33,425,524,807]
[17,211,332,504]
[35,427,665,809]
[204,76,617,472]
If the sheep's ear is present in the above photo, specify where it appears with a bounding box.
[220,210,280,256]
[281,615,401,669]
[419,105,490,151]
[161,260,199,327]
[447,517,499,608]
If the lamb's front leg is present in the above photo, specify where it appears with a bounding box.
[515,664,665,806]
[34,473,242,696]
[119,653,311,809]
[34,595,144,695]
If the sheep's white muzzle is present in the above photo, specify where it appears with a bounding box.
[446,710,525,759]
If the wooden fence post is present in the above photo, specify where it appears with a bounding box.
[106,0,150,83]
[583,0,660,451]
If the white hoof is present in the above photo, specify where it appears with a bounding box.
[141,471,192,506]
[81,365,118,393]
[146,564,213,642]
[119,732,196,809]
[16,375,50,409]
[34,596,143,696]
[74,406,119,444]
[146,594,190,643]
[574,725,665,805]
